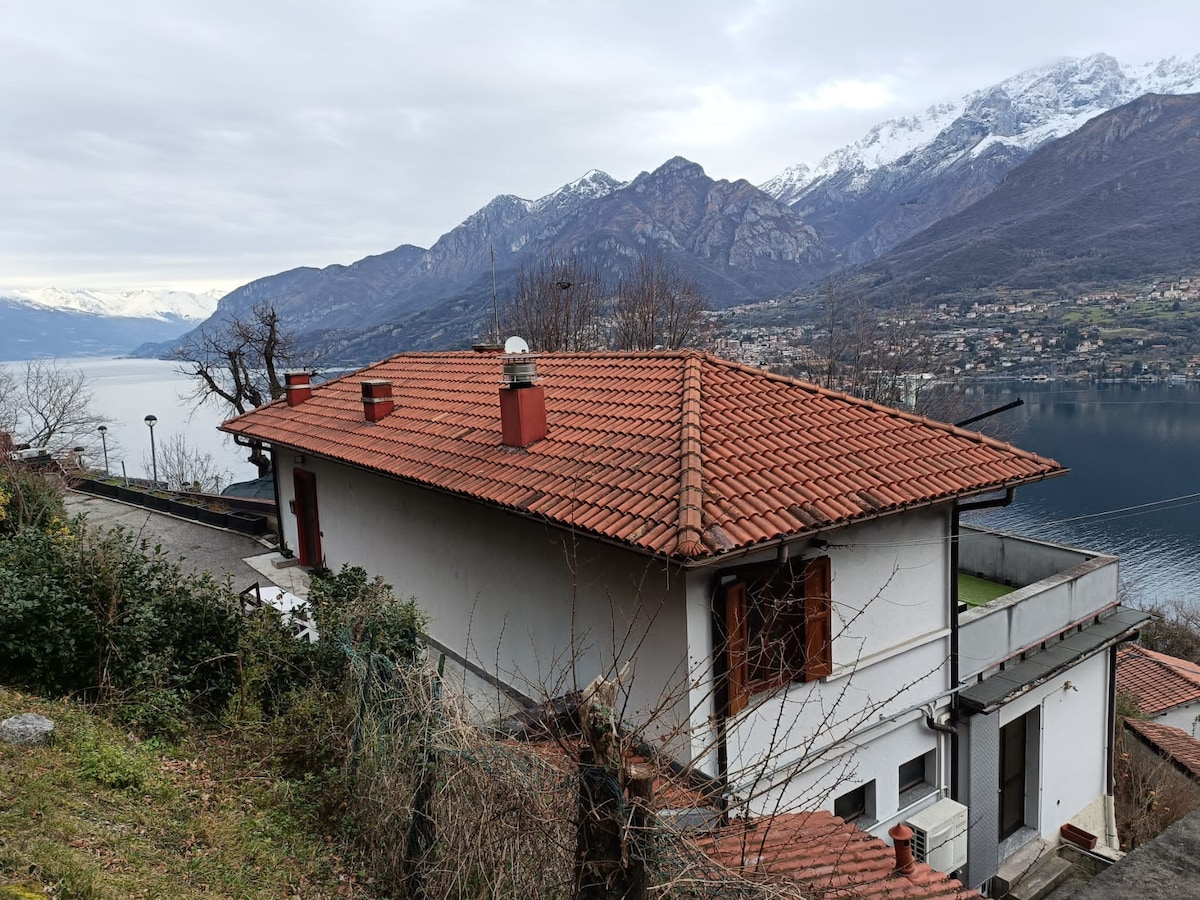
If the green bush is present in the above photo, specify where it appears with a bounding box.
[0,465,65,535]
[0,522,243,721]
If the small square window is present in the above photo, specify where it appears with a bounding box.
[834,781,875,823]
[899,754,928,793]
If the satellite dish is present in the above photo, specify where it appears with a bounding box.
[504,336,530,354]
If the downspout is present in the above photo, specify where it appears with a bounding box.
[1104,643,1119,849]
[269,445,289,557]
[948,487,1017,798]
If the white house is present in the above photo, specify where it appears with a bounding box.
[1117,645,1200,736]
[222,349,1146,894]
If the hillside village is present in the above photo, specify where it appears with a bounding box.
[716,275,1200,383]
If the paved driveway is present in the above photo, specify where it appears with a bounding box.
[65,491,273,590]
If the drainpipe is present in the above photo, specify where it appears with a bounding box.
[269,445,288,557]
[1105,643,1120,849]
[948,487,1016,798]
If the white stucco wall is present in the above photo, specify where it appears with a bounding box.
[1153,700,1200,737]
[701,508,955,814]
[276,453,693,755]
[998,650,1111,845]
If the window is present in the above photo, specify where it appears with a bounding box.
[834,781,875,824]
[898,750,937,806]
[720,556,832,715]
[899,753,929,794]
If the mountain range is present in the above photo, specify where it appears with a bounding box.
[1,288,220,360]
[857,91,1200,298]
[67,51,1200,361]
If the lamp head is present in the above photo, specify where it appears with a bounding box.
[144,415,157,428]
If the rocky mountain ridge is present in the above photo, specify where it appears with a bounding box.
[858,92,1200,298]
[139,52,1200,363]
[759,53,1200,264]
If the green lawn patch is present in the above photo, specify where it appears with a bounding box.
[958,572,1015,607]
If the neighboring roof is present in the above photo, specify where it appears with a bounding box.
[1124,717,1200,780]
[222,351,1064,561]
[1117,645,1200,716]
[700,811,980,899]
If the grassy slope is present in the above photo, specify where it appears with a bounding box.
[0,688,368,900]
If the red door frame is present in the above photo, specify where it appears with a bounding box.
[292,468,322,567]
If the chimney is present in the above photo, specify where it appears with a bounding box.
[499,352,546,447]
[361,379,394,422]
[285,372,312,407]
[888,823,916,877]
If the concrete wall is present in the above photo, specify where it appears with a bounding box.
[958,526,1097,587]
[276,454,694,756]
[959,554,1119,678]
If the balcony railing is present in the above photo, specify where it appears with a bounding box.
[957,526,1119,680]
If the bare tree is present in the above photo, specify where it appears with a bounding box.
[610,253,712,350]
[500,253,606,352]
[0,358,111,454]
[175,301,306,476]
[143,433,231,493]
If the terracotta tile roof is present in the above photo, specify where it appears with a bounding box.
[699,811,980,899]
[222,351,1064,560]
[1124,717,1200,780]
[1117,646,1200,716]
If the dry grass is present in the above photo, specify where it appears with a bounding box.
[0,688,370,899]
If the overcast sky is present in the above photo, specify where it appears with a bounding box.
[3,1,1198,292]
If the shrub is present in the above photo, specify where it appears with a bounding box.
[0,464,65,535]
[0,522,243,723]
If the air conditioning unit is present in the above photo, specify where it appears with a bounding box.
[906,798,968,874]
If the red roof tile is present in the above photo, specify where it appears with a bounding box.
[222,351,1064,560]
[1117,646,1200,716]
[699,812,980,899]
[1124,717,1200,780]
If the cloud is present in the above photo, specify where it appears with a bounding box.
[789,79,899,112]
[1,0,1198,289]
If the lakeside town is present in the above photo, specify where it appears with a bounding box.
[715,274,1200,383]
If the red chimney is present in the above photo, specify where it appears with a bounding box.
[361,380,394,422]
[285,372,312,407]
[499,353,545,448]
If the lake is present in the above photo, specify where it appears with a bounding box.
[7,359,1198,604]
[962,380,1200,606]
[3,356,259,487]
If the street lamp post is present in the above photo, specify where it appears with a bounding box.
[144,415,158,486]
[97,425,109,475]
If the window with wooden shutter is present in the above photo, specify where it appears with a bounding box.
[719,556,833,714]
[803,556,833,680]
[724,580,750,716]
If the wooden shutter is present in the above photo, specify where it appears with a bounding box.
[803,557,833,680]
[724,580,750,716]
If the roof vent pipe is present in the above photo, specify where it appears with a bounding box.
[888,823,916,876]
[285,372,312,407]
[361,379,394,422]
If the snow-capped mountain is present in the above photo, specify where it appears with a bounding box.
[2,287,223,321]
[760,53,1200,263]
[156,158,826,362]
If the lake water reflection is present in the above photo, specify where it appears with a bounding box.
[3,357,259,487]
[963,381,1200,606]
